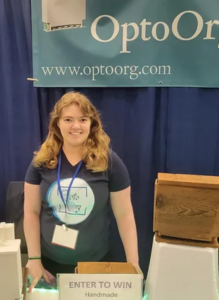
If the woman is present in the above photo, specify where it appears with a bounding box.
[24,91,139,292]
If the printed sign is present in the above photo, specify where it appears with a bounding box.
[58,274,142,300]
[31,0,219,87]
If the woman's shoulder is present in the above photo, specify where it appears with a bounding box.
[25,159,53,184]
[25,160,42,185]
[107,149,130,191]
[108,149,126,168]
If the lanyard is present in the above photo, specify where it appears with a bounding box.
[57,153,82,209]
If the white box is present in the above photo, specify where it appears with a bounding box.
[42,0,86,31]
[0,239,23,300]
[145,235,219,300]
[0,222,15,241]
[58,272,143,300]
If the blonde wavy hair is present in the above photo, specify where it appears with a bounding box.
[33,92,110,172]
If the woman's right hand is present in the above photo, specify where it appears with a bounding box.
[26,260,51,292]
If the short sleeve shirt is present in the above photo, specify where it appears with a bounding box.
[25,150,130,265]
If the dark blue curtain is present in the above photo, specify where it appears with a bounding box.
[1,0,219,276]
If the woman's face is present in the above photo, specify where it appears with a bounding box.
[58,104,91,149]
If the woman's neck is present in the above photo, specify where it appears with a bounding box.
[62,143,83,166]
[62,143,82,154]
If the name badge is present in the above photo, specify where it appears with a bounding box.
[52,225,79,250]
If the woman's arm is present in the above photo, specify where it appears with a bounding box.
[24,182,52,291]
[23,182,42,258]
[110,186,139,265]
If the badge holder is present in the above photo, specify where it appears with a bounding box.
[52,224,79,250]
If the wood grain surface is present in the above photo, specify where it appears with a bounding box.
[157,173,219,189]
[154,173,219,245]
[77,262,138,274]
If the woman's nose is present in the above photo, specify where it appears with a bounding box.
[71,120,80,129]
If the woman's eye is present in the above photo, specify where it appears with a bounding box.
[81,118,87,122]
[64,118,72,122]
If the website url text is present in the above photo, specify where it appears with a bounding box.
[41,65,171,81]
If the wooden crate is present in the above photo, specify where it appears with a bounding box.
[154,173,219,247]
[76,262,138,274]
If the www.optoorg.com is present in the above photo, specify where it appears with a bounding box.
[41,65,171,81]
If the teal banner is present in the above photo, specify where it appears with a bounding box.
[31,0,219,87]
